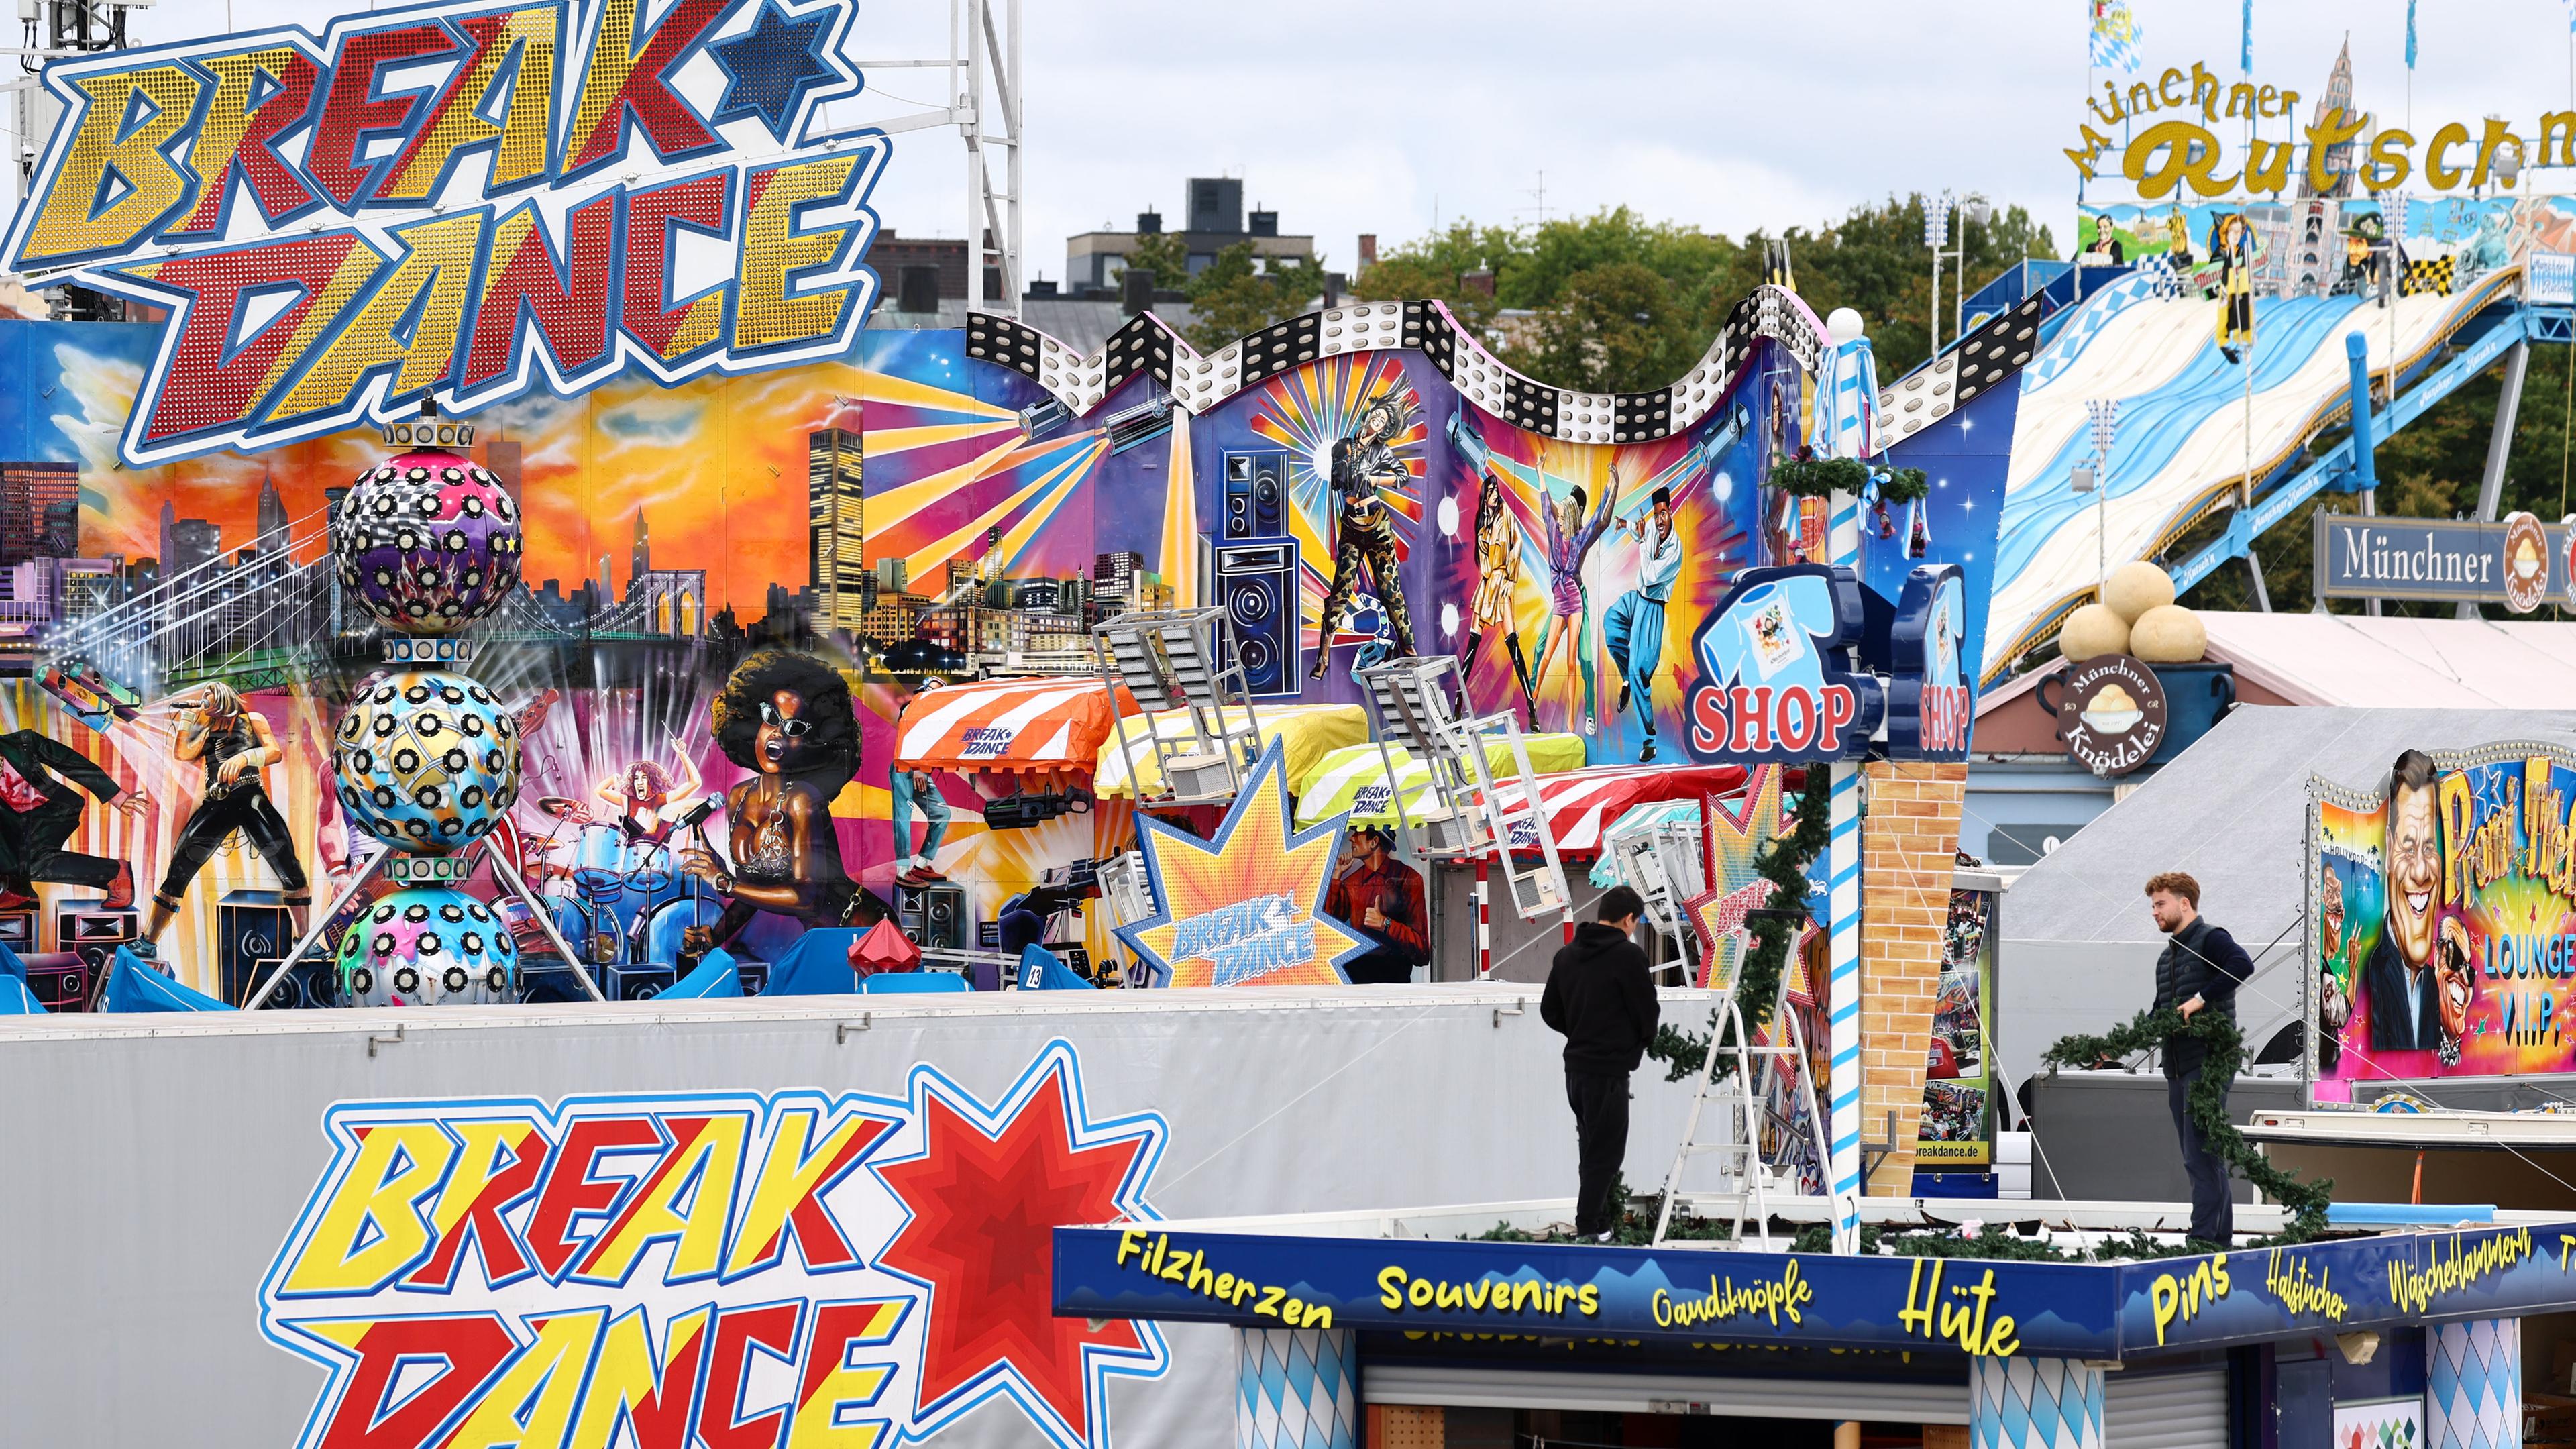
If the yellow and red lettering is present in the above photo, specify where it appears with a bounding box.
[458,194,618,392]
[561,0,732,176]
[297,1313,516,1449]
[380,5,560,203]
[568,1307,710,1449]
[525,1115,663,1281]
[733,154,865,354]
[302,23,459,208]
[280,1121,461,1297]
[123,232,376,445]
[437,1309,603,1449]
[17,63,207,264]
[575,1113,749,1285]
[697,1302,803,1449]
[405,1116,547,1290]
[621,172,732,362]
[786,1301,908,1449]
[724,1107,890,1278]
[268,210,486,423]
[168,46,322,235]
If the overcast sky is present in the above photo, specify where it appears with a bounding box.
[20,0,2576,281]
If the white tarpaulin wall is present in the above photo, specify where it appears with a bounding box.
[0,985,1712,1448]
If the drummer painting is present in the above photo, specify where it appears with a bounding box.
[681,652,883,946]
[596,743,702,845]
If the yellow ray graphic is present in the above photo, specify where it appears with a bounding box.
[865,371,1018,418]
[1159,410,1197,608]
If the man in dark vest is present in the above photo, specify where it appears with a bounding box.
[2147,870,2254,1246]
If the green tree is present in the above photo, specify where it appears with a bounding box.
[1515,261,1698,394]
[1179,243,1328,352]
[1349,220,1529,339]
[1122,231,1191,294]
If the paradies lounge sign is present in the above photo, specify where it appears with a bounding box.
[2314,743,2576,1080]
[260,1044,1171,1449]
[3,0,883,468]
[2066,60,2571,199]
[1054,1221,2576,1360]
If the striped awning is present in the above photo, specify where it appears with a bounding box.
[1292,734,1591,827]
[892,677,1132,771]
[1491,763,1748,857]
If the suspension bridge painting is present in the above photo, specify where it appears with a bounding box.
[0,316,859,993]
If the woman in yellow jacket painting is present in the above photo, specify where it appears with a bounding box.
[2210,211,2256,364]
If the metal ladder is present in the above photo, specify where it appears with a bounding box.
[1093,607,1263,806]
[1651,962,1832,1250]
[1354,655,1568,922]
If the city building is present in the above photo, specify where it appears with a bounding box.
[623,508,707,636]
[870,229,1003,315]
[481,433,522,500]
[0,460,78,566]
[873,556,908,596]
[254,470,288,552]
[808,427,866,633]
[1063,179,1317,295]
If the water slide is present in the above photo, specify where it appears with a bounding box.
[1979,265,2519,682]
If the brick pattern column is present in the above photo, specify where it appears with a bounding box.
[1859,760,1968,1195]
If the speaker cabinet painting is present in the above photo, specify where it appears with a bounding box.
[1216,539,1301,696]
[896,883,966,951]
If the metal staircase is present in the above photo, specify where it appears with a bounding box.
[1352,655,1568,922]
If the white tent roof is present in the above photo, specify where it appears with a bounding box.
[2194,611,2576,707]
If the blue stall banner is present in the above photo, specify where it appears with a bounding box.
[1058,1220,2576,1361]
[2312,513,2572,606]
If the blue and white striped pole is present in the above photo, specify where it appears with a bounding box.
[1824,488,1866,1255]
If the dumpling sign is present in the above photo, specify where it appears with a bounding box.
[2,0,883,467]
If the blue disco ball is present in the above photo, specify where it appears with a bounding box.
[332,669,521,854]
[335,887,517,1005]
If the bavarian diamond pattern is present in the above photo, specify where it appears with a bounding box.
[1235,1328,1357,1449]
[2429,1318,2520,1449]
[1971,1356,2104,1449]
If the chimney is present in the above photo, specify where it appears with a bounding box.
[1464,268,1495,298]
[1136,209,1163,235]
[1358,233,1377,270]
[1248,208,1279,237]
[1322,272,1344,308]
[1122,268,1155,315]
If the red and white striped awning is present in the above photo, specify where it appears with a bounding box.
[1489,763,1752,856]
[892,677,1133,772]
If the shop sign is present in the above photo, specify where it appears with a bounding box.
[264,1042,1170,1449]
[2313,511,2573,610]
[2314,743,2576,1081]
[2055,654,2167,777]
[3,0,883,467]
[1683,565,1884,766]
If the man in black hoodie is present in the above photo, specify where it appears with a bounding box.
[1541,886,1660,1240]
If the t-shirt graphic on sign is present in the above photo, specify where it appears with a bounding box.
[1705,576,1838,695]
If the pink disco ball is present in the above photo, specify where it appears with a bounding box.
[333,448,522,635]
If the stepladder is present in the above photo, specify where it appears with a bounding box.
[1651,955,1835,1250]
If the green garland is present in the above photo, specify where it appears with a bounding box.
[1768,455,1931,504]
[2041,1009,2334,1240]
[1647,766,1832,1083]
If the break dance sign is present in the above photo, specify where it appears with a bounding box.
[3,0,883,467]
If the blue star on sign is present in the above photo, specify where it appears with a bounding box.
[708,0,837,142]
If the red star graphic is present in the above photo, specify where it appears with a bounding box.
[873,1071,1147,1442]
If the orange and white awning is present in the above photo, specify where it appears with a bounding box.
[892,677,1133,772]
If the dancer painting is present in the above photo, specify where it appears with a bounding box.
[680,652,885,944]
[1529,465,1624,735]
[139,684,308,952]
[1460,467,1536,724]
[1311,393,1417,676]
